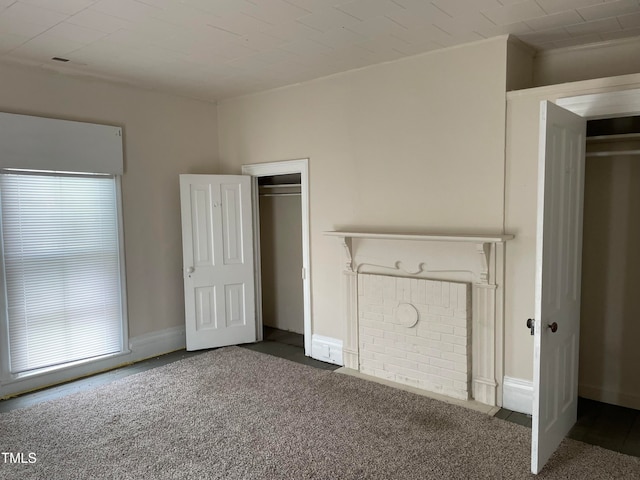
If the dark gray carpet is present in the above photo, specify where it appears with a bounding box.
[1,347,639,479]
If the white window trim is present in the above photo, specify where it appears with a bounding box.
[0,174,130,397]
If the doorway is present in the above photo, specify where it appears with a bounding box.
[501,113,640,458]
[241,159,311,356]
[529,89,640,473]
[258,173,304,340]
[579,116,640,411]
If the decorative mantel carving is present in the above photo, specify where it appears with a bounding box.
[340,236,354,272]
[325,231,512,284]
[477,242,492,284]
[324,230,514,407]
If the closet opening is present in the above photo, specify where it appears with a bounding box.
[257,173,305,348]
[578,115,640,432]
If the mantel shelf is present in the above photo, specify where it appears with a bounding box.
[323,231,514,243]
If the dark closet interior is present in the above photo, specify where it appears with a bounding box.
[257,174,304,335]
[580,116,640,411]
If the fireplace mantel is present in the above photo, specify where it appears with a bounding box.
[323,231,514,243]
[324,231,513,284]
[325,230,514,407]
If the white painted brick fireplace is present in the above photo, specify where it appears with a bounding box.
[324,231,513,407]
[358,274,471,399]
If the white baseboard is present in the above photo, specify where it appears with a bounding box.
[311,334,343,366]
[502,376,533,415]
[128,325,186,363]
[1,325,186,399]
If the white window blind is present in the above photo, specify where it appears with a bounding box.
[0,171,123,374]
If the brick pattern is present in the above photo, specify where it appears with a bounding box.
[358,274,472,400]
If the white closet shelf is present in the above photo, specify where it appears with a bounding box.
[259,193,301,197]
[259,183,301,188]
[586,132,640,157]
[258,183,302,196]
[586,132,640,143]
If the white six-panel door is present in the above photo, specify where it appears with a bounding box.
[180,175,256,350]
[531,101,586,474]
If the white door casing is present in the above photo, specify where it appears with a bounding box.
[531,101,586,474]
[180,174,256,351]
[241,159,312,356]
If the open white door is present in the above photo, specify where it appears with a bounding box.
[179,174,256,351]
[531,101,586,474]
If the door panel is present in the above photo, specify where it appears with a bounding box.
[221,183,244,265]
[180,175,255,351]
[532,101,586,474]
[195,286,217,330]
[190,185,214,267]
[225,284,246,327]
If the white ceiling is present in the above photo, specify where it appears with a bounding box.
[1,0,640,102]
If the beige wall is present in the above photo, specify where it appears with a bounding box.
[506,37,534,92]
[505,74,640,381]
[0,63,218,339]
[218,37,509,341]
[259,194,304,334]
[534,36,640,87]
[580,147,640,409]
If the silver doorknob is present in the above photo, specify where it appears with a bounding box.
[186,266,195,274]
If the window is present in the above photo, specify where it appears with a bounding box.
[0,170,125,376]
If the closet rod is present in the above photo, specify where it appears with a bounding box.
[259,192,301,197]
[586,133,640,142]
[586,150,640,158]
[259,183,301,189]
